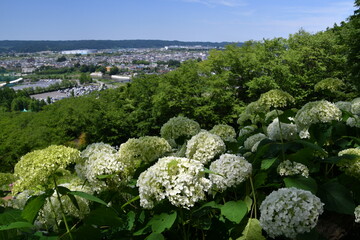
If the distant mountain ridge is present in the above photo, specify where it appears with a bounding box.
[0,40,240,53]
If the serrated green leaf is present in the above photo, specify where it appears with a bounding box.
[220,201,247,224]
[68,191,107,206]
[237,218,265,240]
[56,186,70,195]
[244,196,253,212]
[284,176,318,194]
[0,221,33,231]
[21,194,47,223]
[260,158,277,170]
[127,211,136,231]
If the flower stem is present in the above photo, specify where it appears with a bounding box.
[249,176,257,219]
[53,177,73,240]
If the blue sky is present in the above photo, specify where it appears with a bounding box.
[0,0,356,42]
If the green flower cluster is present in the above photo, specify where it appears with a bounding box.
[209,124,237,142]
[13,145,81,194]
[314,78,344,93]
[258,89,295,109]
[337,148,360,179]
[118,136,171,177]
[160,116,201,146]
[244,133,267,152]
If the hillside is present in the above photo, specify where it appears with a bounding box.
[0,40,239,53]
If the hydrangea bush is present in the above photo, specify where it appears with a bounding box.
[209,124,237,142]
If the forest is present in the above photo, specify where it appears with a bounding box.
[0,1,360,239]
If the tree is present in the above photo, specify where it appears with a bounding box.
[109,66,119,75]
[79,73,92,84]
[344,0,360,90]
[56,55,67,62]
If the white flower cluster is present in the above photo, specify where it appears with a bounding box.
[118,136,171,177]
[335,101,352,112]
[209,124,237,142]
[136,157,211,209]
[267,118,298,141]
[294,100,342,137]
[160,116,201,146]
[337,148,360,179]
[258,89,295,109]
[209,154,252,191]
[355,205,360,223]
[351,97,360,115]
[259,187,324,239]
[76,143,124,193]
[185,131,226,164]
[36,178,93,231]
[10,190,38,210]
[314,78,344,93]
[277,160,309,178]
[346,116,360,128]
[238,125,257,138]
[244,133,267,152]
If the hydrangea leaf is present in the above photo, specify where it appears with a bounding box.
[220,201,247,224]
[236,218,265,240]
[260,158,277,170]
[68,191,107,206]
[148,212,177,233]
[0,221,33,231]
[146,232,165,240]
[21,194,48,223]
[318,180,355,215]
[284,176,318,194]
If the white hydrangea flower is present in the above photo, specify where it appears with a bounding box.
[277,160,309,178]
[337,148,360,179]
[136,157,211,209]
[160,116,201,147]
[118,136,172,177]
[244,133,267,152]
[335,101,352,112]
[237,101,268,125]
[299,129,311,139]
[346,116,359,127]
[238,125,257,138]
[209,154,252,191]
[76,143,124,193]
[186,131,226,164]
[294,100,342,135]
[36,178,93,231]
[209,124,237,142]
[267,118,298,141]
[260,187,324,239]
[355,205,360,223]
[351,97,360,115]
[10,190,38,210]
